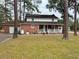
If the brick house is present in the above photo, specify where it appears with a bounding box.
[2,14,63,34]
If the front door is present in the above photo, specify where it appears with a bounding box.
[39,25,48,33]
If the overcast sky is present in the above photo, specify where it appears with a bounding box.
[33,0,62,18]
[33,0,75,19]
[34,0,79,19]
[0,0,78,19]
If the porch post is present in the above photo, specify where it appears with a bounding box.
[47,25,48,34]
[54,25,55,33]
[43,25,45,33]
[58,25,59,33]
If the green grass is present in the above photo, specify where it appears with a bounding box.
[0,34,79,59]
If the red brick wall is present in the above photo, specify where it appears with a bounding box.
[2,23,63,34]
[2,25,9,33]
[21,24,39,34]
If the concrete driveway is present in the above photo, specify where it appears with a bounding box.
[0,33,12,42]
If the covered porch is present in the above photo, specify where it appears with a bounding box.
[39,25,63,34]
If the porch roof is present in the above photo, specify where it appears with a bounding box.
[21,22,64,25]
[2,21,63,26]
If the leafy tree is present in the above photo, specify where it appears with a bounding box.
[0,4,4,29]
[4,0,13,21]
[0,3,11,29]
[69,0,79,36]
[47,0,79,38]
[22,0,40,20]
[47,0,69,39]
[70,21,79,31]
[13,0,40,38]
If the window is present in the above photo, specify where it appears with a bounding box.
[39,25,43,29]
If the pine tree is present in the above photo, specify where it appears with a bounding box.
[13,0,18,38]
[63,0,68,39]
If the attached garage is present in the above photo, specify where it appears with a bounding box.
[9,26,14,33]
[2,22,21,33]
[9,26,20,34]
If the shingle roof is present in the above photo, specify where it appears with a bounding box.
[25,14,58,19]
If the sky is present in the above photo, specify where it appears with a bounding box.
[0,0,4,4]
[33,0,79,19]
[0,0,78,19]
[0,0,61,18]
[33,0,62,18]
[33,0,76,19]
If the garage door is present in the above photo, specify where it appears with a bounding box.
[9,27,20,34]
[9,27,14,33]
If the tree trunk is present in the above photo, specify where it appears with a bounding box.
[4,0,7,22]
[63,0,68,40]
[19,0,22,22]
[74,0,77,36]
[13,0,18,39]
[23,0,25,20]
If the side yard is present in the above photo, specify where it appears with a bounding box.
[0,34,79,59]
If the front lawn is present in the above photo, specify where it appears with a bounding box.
[0,34,79,59]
